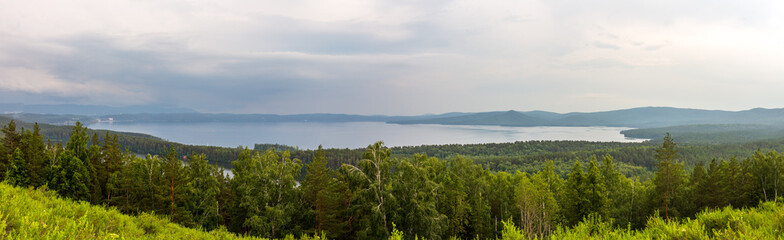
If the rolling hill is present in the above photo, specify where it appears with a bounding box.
[392,107,784,128]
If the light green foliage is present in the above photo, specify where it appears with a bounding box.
[232,148,302,238]
[340,141,395,238]
[387,154,447,239]
[435,157,470,238]
[500,218,525,240]
[185,153,221,230]
[549,201,784,240]
[0,182,274,239]
[748,149,784,202]
[514,171,557,239]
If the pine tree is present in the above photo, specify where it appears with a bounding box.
[599,154,626,224]
[65,122,90,161]
[689,161,707,212]
[303,146,349,237]
[47,150,91,201]
[21,123,46,187]
[6,148,30,187]
[652,133,685,220]
[87,133,103,204]
[584,158,608,218]
[1,120,22,181]
[561,160,587,226]
[160,148,191,225]
[103,133,122,201]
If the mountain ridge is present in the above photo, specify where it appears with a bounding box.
[391,107,784,128]
[4,104,784,129]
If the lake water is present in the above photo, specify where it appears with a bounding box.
[87,121,645,149]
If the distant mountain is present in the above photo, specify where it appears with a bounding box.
[391,107,784,128]
[5,105,784,129]
[0,103,197,116]
[100,112,471,124]
[393,110,546,126]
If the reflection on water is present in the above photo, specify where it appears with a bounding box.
[88,121,645,150]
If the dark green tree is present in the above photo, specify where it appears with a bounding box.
[6,148,30,187]
[652,133,686,220]
[185,153,221,230]
[20,123,46,187]
[561,160,587,226]
[302,146,349,238]
[160,148,192,225]
[584,158,608,218]
[47,150,91,201]
[1,120,22,180]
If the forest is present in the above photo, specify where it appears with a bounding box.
[1,120,784,239]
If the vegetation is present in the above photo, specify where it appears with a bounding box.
[2,119,784,239]
[0,181,272,239]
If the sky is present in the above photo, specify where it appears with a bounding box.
[1,0,783,115]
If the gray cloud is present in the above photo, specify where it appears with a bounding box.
[1,0,784,114]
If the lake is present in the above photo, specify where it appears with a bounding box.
[87,121,646,149]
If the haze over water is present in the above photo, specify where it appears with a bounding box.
[88,122,645,149]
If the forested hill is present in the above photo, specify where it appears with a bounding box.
[8,104,784,129]
[391,107,784,128]
[0,116,244,168]
[6,115,784,174]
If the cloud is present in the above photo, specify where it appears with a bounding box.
[592,42,620,50]
[1,0,784,114]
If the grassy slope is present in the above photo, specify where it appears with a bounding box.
[551,202,784,239]
[0,182,267,240]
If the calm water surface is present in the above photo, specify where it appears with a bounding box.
[88,121,645,149]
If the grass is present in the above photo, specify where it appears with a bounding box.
[0,182,274,240]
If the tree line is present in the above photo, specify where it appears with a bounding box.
[2,121,784,239]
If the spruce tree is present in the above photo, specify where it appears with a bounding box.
[584,158,608,218]
[1,120,21,180]
[652,133,685,220]
[47,150,91,201]
[21,123,46,187]
[6,148,30,187]
[561,160,587,226]
[160,148,191,225]
[302,145,349,237]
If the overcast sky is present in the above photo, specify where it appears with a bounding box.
[1,0,783,115]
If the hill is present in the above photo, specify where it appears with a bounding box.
[392,107,784,128]
[392,110,546,126]
[0,182,266,239]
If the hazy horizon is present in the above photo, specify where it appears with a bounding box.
[1,102,781,116]
[2,1,783,115]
